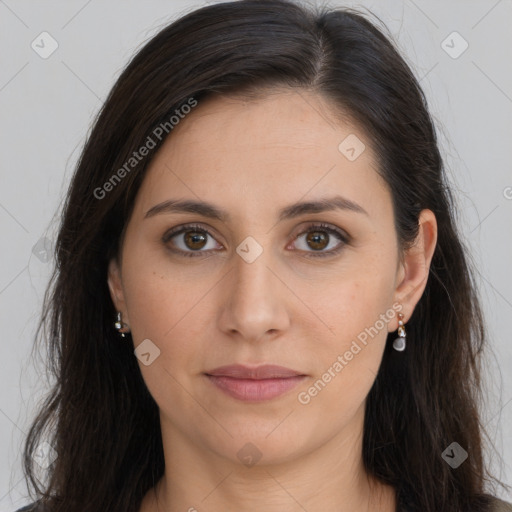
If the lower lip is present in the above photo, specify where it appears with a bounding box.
[206,375,306,402]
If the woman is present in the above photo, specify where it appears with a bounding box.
[15,0,511,511]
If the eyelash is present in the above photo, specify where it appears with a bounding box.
[162,222,349,259]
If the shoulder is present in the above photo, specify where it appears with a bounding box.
[14,496,512,512]
[14,502,44,512]
[488,496,512,512]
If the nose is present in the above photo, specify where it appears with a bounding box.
[217,248,291,343]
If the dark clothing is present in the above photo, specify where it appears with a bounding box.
[15,496,512,511]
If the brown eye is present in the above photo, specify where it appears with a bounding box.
[305,230,329,251]
[292,223,348,257]
[163,222,348,259]
[162,224,222,257]
[184,231,208,250]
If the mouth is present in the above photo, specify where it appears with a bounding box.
[204,364,307,402]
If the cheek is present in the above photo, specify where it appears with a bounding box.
[120,248,188,342]
[300,254,396,395]
[121,250,215,371]
[309,280,392,373]
[120,257,209,403]
[308,255,396,338]
[123,270,169,335]
[297,277,393,425]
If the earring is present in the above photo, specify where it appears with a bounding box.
[392,312,406,352]
[114,311,130,338]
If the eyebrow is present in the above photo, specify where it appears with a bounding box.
[144,194,369,222]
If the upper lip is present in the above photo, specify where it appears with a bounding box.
[205,364,305,379]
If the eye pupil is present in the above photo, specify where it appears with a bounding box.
[185,231,207,250]
[307,231,329,250]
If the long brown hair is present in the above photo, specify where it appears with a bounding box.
[20,1,504,511]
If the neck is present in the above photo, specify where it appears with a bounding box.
[141,408,396,512]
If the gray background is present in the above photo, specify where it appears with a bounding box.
[1,0,511,509]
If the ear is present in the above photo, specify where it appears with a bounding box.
[393,209,437,325]
[107,258,129,323]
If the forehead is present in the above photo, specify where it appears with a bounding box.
[134,89,390,222]
[165,89,359,154]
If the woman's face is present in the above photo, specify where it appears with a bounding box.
[108,89,433,467]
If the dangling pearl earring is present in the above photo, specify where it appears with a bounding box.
[392,312,406,352]
[114,311,131,338]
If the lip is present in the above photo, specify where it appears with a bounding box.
[205,364,307,402]
[205,364,304,379]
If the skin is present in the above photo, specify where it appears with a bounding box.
[108,88,437,512]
